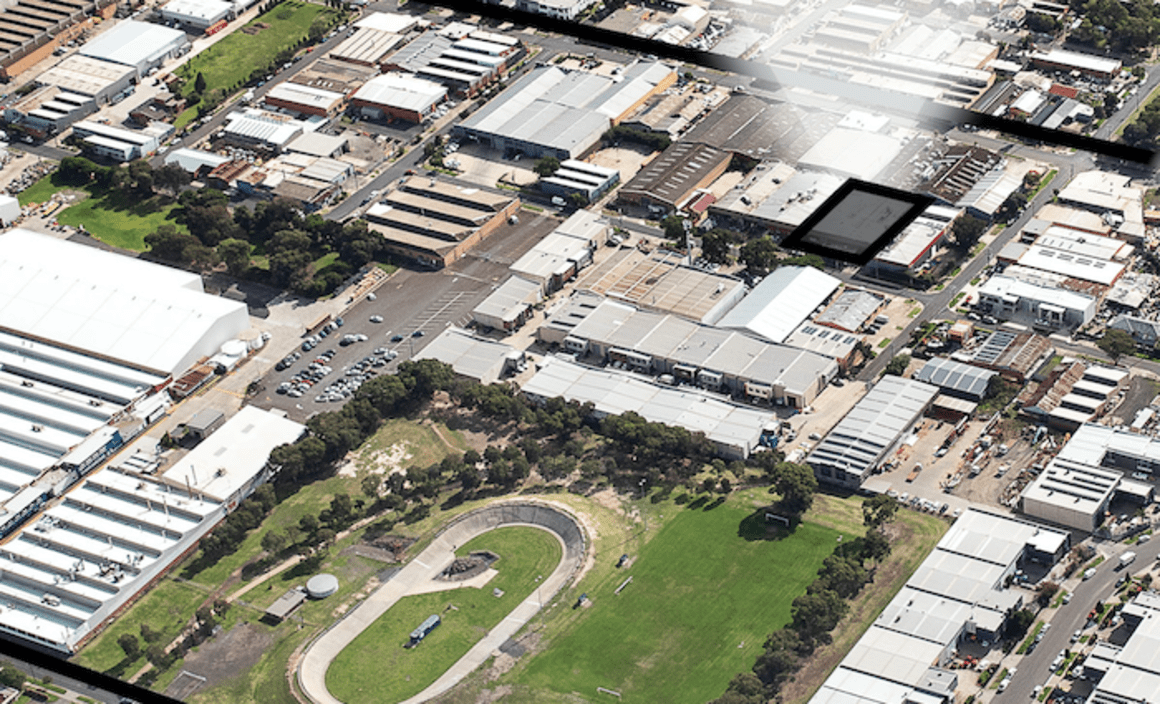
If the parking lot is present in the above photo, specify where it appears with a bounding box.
[251,210,562,421]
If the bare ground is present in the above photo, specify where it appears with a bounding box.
[164,623,274,699]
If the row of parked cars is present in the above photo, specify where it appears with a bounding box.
[315,348,399,403]
[277,349,339,398]
[302,318,346,352]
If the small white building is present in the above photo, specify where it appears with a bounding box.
[159,0,233,29]
[515,0,598,20]
[717,266,842,344]
[0,195,20,226]
[976,274,1097,329]
[472,276,543,332]
[350,74,447,123]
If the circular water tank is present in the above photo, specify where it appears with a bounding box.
[306,574,338,599]
[221,339,247,356]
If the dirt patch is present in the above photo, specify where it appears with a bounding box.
[589,488,625,516]
[164,622,273,699]
[241,22,268,34]
[475,684,513,703]
[339,442,413,478]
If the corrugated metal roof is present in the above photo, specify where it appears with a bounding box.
[914,356,994,400]
[718,266,841,343]
[78,20,187,70]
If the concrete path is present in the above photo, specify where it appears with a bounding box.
[297,501,586,704]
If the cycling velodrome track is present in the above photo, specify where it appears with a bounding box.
[297,500,588,704]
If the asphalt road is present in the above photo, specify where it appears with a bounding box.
[1003,533,1160,701]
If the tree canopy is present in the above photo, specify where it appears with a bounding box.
[1098,328,1137,361]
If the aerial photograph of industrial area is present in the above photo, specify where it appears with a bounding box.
[0,0,1158,702]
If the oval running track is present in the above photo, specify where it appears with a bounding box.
[297,500,587,704]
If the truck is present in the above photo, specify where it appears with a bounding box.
[1119,551,1137,569]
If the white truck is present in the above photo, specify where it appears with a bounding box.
[1120,551,1137,569]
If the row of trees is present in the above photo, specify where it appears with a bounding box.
[57,156,191,200]
[1068,0,1160,55]
[713,496,897,703]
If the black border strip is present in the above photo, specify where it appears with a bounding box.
[780,179,936,266]
[0,636,181,704]
[431,0,1157,165]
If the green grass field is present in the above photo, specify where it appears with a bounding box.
[326,527,563,703]
[173,1,338,128]
[15,174,185,251]
[516,501,839,704]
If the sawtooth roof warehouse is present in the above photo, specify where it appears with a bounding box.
[0,230,281,654]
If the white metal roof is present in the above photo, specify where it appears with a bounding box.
[1033,48,1121,74]
[717,266,841,343]
[1015,245,1124,285]
[223,110,304,148]
[164,148,230,173]
[265,83,345,111]
[78,20,188,71]
[414,327,520,384]
[521,357,774,457]
[0,230,249,375]
[977,275,1097,313]
[36,55,134,97]
[472,276,542,326]
[160,0,232,21]
[807,375,938,479]
[159,406,304,502]
[797,127,902,181]
[352,74,446,111]
[355,11,419,33]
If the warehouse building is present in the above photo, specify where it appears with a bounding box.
[921,145,1005,207]
[522,357,775,459]
[350,73,446,123]
[4,86,95,137]
[0,229,250,377]
[864,205,960,279]
[159,0,232,30]
[263,82,346,118]
[709,167,844,237]
[284,131,348,159]
[414,327,524,384]
[509,209,603,293]
[717,265,841,343]
[0,406,303,655]
[34,55,135,105]
[0,0,118,81]
[363,175,520,268]
[682,95,798,161]
[329,23,407,67]
[516,0,597,20]
[815,289,886,333]
[1013,244,1125,288]
[1021,423,1157,531]
[163,147,230,176]
[78,20,189,78]
[811,509,1068,704]
[290,58,377,97]
[540,159,620,202]
[1056,170,1145,242]
[221,109,308,152]
[808,375,938,489]
[235,153,352,210]
[454,61,676,159]
[618,141,731,213]
[539,294,837,408]
[1083,592,1160,703]
[1030,48,1121,80]
[383,30,519,98]
[471,276,543,332]
[782,322,863,372]
[71,120,159,161]
[976,275,1097,330]
[954,329,1053,383]
[1019,361,1126,430]
[574,248,744,325]
[913,357,994,402]
[797,126,902,181]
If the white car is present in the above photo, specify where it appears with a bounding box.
[370,315,383,323]
[1084,568,1097,580]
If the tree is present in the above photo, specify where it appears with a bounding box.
[951,214,987,249]
[790,589,847,648]
[117,633,140,660]
[217,238,251,276]
[154,162,191,195]
[661,214,687,242]
[884,354,911,377]
[1037,580,1060,607]
[1098,328,1137,362]
[862,494,899,529]
[816,554,868,598]
[861,529,892,564]
[261,530,287,555]
[145,225,200,264]
[533,155,560,176]
[0,664,26,691]
[740,236,779,275]
[700,228,735,264]
[774,462,817,515]
[194,71,207,94]
[1005,608,1035,640]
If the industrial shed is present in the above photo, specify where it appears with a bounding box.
[263,82,346,118]
[521,357,775,460]
[617,141,731,213]
[956,329,1053,383]
[913,357,995,401]
[471,276,542,332]
[0,229,250,376]
[717,265,841,343]
[78,20,189,77]
[509,210,602,293]
[350,74,446,123]
[414,327,523,384]
[0,407,304,655]
[159,0,232,29]
[807,375,939,489]
[35,55,134,103]
[815,289,885,333]
[454,62,675,159]
[164,147,230,176]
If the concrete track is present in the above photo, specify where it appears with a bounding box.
[297,500,587,704]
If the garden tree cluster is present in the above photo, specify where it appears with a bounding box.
[57,156,190,198]
[1005,608,1036,641]
[714,530,893,703]
[699,228,737,264]
[862,493,899,529]
[602,124,671,152]
[1036,580,1061,607]
[950,214,987,251]
[533,156,560,177]
[1098,328,1138,361]
[661,214,688,242]
[0,663,25,691]
[1068,0,1160,55]
[740,236,779,275]
[884,354,911,377]
[1123,96,1160,147]
[146,191,387,296]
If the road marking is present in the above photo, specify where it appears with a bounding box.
[415,560,429,569]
